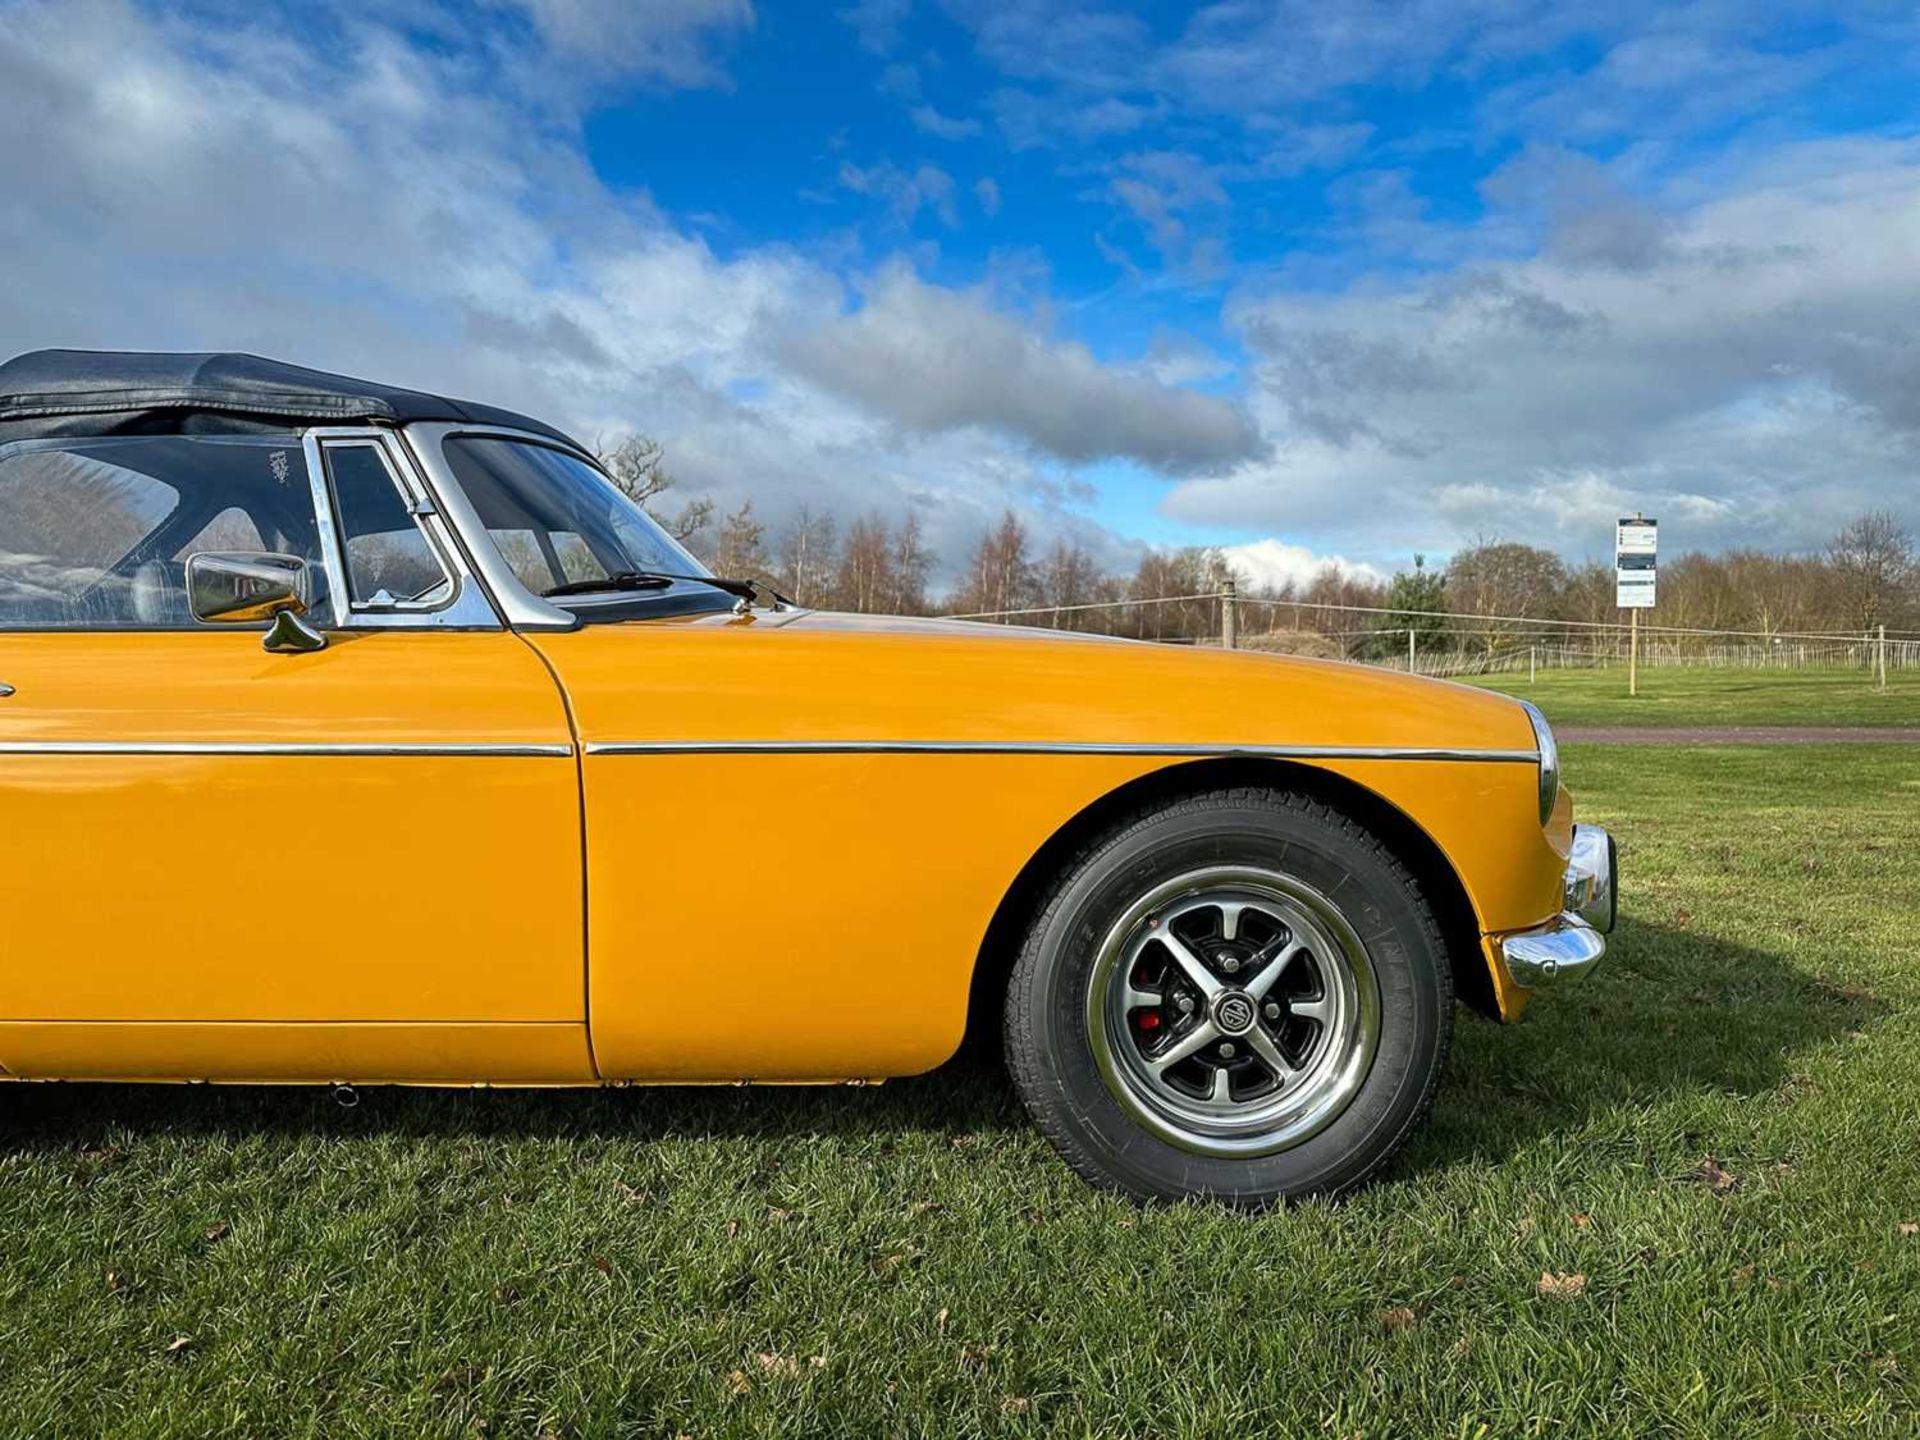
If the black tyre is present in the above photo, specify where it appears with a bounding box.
[1004,787,1452,1206]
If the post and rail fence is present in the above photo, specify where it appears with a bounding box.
[947,586,1920,681]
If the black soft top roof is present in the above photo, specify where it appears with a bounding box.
[0,349,583,450]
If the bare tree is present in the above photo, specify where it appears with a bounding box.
[1446,539,1567,656]
[1036,538,1101,627]
[953,510,1035,621]
[1127,550,1184,640]
[833,515,896,613]
[1553,560,1611,629]
[1827,511,1916,631]
[708,500,769,580]
[545,443,1920,642]
[1716,549,1825,638]
[1126,548,1225,641]
[776,505,839,608]
[890,511,932,615]
[597,433,712,544]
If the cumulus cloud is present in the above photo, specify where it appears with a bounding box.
[0,0,1258,586]
[1170,137,1920,559]
[1221,538,1386,591]
[10,0,1916,592]
[946,1,1913,304]
[778,266,1264,472]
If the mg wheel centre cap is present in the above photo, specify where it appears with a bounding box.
[1211,990,1257,1036]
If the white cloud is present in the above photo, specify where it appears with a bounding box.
[837,0,909,55]
[507,0,754,87]
[0,0,1258,588]
[778,265,1262,472]
[1221,538,1387,591]
[837,159,960,228]
[908,103,983,140]
[1168,136,1920,559]
[11,0,1913,593]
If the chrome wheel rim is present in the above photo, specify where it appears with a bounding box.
[1085,865,1381,1158]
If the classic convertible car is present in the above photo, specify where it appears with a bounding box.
[0,349,1614,1205]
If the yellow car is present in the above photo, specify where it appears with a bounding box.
[0,350,1615,1205]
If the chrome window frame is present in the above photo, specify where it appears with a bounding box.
[301,427,499,631]
[397,421,584,631]
[398,421,730,632]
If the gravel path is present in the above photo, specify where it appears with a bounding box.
[1559,725,1920,745]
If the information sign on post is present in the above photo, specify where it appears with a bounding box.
[1615,516,1657,695]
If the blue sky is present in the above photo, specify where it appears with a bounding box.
[4,0,1919,588]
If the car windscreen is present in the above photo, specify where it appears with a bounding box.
[440,437,723,614]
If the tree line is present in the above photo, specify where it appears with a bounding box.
[1368,514,1919,657]
[602,436,1920,649]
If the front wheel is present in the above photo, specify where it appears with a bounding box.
[1004,787,1453,1206]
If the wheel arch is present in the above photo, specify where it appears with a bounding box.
[964,756,1498,1054]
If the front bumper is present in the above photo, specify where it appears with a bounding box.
[1500,824,1617,987]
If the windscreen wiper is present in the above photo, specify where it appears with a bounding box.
[541,570,788,608]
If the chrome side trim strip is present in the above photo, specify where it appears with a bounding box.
[0,739,1535,762]
[582,740,1539,762]
[0,742,573,757]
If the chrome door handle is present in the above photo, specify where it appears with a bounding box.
[0,682,13,697]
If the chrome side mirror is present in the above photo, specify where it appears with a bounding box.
[186,551,327,653]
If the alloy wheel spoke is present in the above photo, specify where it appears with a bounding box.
[1243,940,1306,1000]
[1148,1021,1220,1074]
[1154,930,1223,998]
[1216,901,1248,943]
[1245,1025,1298,1078]
[1289,996,1334,1024]
[1096,873,1379,1155]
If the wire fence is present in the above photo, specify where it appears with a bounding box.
[947,586,1920,681]
[1394,639,1920,679]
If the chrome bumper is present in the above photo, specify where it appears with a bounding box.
[1501,824,1617,987]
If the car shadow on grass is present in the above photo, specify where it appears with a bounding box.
[1,1048,1032,1153]
[1405,915,1880,1176]
[4,917,1875,1169]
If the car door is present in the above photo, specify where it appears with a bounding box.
[0,428,590,1083]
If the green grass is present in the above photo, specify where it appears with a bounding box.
[1469,663,1920,728]
[4,745,1920,1437]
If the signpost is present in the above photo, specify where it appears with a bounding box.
[1615,515,1657,696]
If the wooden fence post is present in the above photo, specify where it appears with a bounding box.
[1220,578,1237,650]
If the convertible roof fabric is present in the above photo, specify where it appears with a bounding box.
[0,350,581,450]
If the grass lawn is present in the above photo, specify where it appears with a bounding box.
[4,745,1919,1437]
[1470,663,1920,729]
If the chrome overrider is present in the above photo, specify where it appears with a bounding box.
[1500,824,1617,987]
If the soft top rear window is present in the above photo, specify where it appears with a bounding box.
[0,435,324,630]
